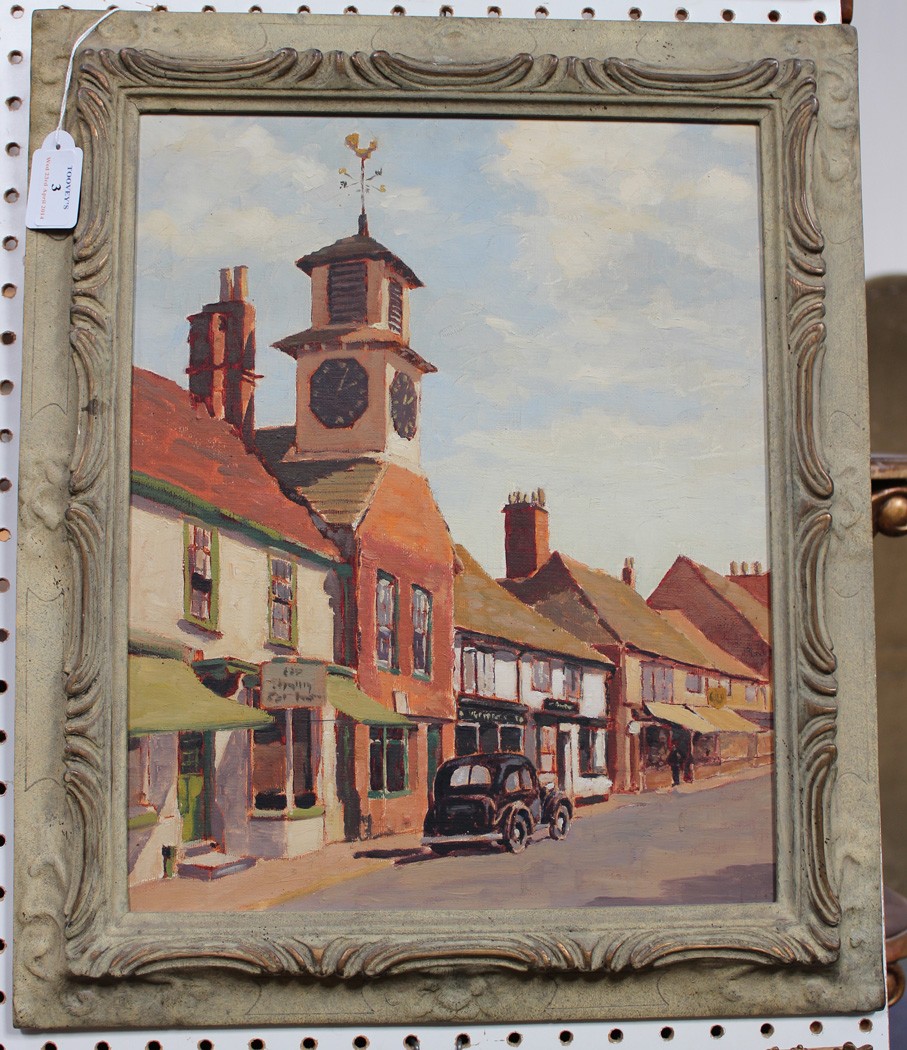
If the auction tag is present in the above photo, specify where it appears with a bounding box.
[25,131,83,230]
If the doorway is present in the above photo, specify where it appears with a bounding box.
[177,730,212,842]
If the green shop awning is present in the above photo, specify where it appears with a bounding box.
[129,656,274,736]
[327,674,414,727]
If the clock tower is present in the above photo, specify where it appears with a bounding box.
[272,209,435,470]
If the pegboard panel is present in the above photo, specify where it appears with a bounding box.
[0,1,887,1048]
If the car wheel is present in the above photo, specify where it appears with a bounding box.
[505,814,530,854]
[549,804,571,841]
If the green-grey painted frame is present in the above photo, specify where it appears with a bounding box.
[14,11,883,1029]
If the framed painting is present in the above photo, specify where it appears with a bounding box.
[14,10,883,1029]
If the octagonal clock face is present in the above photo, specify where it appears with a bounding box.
[310,357,369,429]
[390,371,418,440]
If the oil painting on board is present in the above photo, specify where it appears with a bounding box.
[126,114,774,913]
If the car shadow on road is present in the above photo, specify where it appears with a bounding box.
[353,847,427,860]
[582,863,775,906]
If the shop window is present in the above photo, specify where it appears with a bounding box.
[745,684,757,704]
[686,672,703,694]
[641,662,673,703]
[643,724,671,768]
[184,522,218,628]
[579,726,608,774]
[565,664,583,699]
[252,709,318,811]
[369,726,409,796]
[268,556,297,647]
[376,572,398,670]
[412,586,432,676]
[455,724,479,756]
[531,657,552,692]
[479,723,499,754]
[500,725,523,753]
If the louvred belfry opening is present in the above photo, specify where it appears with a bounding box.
[328,261,368,324]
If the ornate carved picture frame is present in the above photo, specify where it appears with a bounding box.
[15,11,883,1029]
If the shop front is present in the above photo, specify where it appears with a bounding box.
[455,698,528,756]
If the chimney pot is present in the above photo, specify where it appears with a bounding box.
[730,561,739,576]
[232,265,249,301]
[741,561,750,575]
[219,267,233,302]
[753,560,763,575]
[621,557,637,590]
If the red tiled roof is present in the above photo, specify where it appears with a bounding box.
[131,368,340,562]
[727,572,771,608]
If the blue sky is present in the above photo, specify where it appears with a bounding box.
[135,115,767,595]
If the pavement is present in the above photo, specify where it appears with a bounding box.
[129,765,773,913]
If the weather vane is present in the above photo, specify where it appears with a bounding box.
[339,133,386,234]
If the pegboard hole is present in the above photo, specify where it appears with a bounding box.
[2,285,16,299]
[2,238,17,252]
[1,333,15,345]
[0,436,10,449]
[455,1037,471,1050]
[767,8,780,19]
[0,529,10,540]
[3,191,19,205]
[249,1042,265,1050]
[0,480,10,493]
[859,1020,873,1033]
[0,938,6,950]
[199,1041,213,1050]
[534,5,548,15]
[152,4,168,9]
[0,627,8,639]
[674,7,688,19]
[147,1043,162,1050]
[507,1035,522,1048]
[4,144,19,158]
[720,8,734,19]
[42,1043,56,1050]
[352,1040,368,1050]
[660,1029,673,1041]
[2,382,14,399]
[559,1033,573,1045]
[391,6,405,13]
[10,4,23,15]
[302,1041,318,1050]
[814,9,826,21]
[5,98,21,112]
[0,580,8,593]
[809,1022,823,1035]
[0,731,7,743]
[487,6,501,14]
[0,835,7,847]
[439,5,453,13]
[710,1026,724,1039]
[248,4,262,10]
[403,1038,419,1050]
[608,1033,623,1045]
[201,5,215,10]
[628,7,641,19]
[8,51,23,65]
[297,5,311,11]
[95,1041,109,1050]
[581,7,594,16]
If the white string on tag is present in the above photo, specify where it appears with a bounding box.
[54,7,121,149]
[27,8,121,228]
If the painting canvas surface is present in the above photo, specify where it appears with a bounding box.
[127,114,774,913]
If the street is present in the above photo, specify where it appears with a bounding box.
[272,770,774,912]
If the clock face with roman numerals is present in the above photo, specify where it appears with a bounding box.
[310,357,369,429]
[390,371,418,440]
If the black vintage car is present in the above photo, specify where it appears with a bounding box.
[422,753,573,854]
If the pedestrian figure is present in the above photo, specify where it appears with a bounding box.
[667,738,682,787]
[682,734,695,783]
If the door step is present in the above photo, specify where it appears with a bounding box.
[177,851,256,880]
[181,839,219,858]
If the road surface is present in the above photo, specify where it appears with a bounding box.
[273,772,774,911]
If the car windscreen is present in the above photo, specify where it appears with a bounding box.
[435,762,494,793]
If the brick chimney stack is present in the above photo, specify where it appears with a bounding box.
[503,489,550,580]
[621,557,636,589]
[187,265,258,447]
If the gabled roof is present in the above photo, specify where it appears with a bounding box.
[661,556,771,641]
[255,427,387,529]
[657,610,766,683]
[296,231,423,287]
[455,547,613,668]
[131,369,340,562]
[726,571,771,609]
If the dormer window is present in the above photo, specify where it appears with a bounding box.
[328,261,367,324]
[388,280,403,334]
